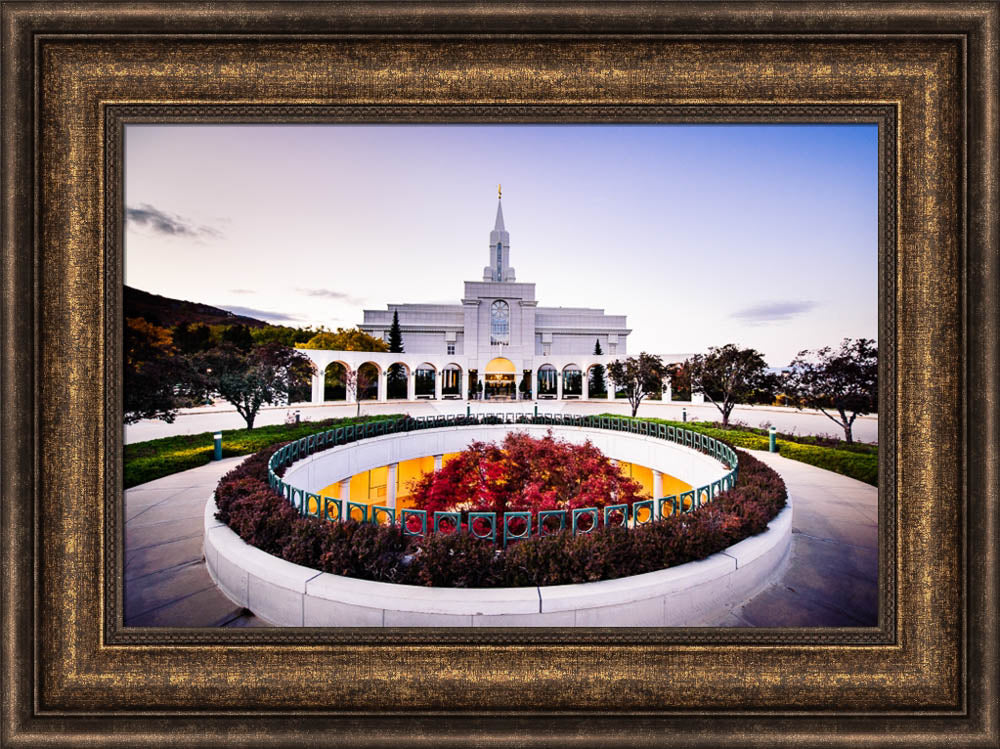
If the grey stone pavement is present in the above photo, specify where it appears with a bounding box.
[124,448,878,628]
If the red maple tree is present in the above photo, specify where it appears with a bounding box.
[407,431,644,520]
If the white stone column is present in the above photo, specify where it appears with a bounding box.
[607,378,615,401]
[434,454,443,472]
[377,371,386,402]
[386,462,398,509]
[407,370,416,400]
[556,371,563,400]
[582,369,590,400]
[664,380,672,402]
[434,371,443,400]
[345,371,357,404]
[311,371,324,404]
[339,478,350,504]
[461,372,469,400]
[535,370,542,400]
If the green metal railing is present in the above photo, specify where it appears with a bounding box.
[266,413,739,545]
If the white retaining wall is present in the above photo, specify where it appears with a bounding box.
[204,497,792,627]
[282,424,730,496]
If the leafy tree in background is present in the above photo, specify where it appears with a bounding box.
[386,310,408,399]
[589,339,607,397]
[607,353,668,417]
[221,323,255,352]
[343,365,379,417]
[298,327,389,352]
[200,342,313,429]
[666,360,692,401]
[250,324,319,348]
[688,344,769,427]
[124,317,206,423]
[171,321,214,354]
[787,338,877,444]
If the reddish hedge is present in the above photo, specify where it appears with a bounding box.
[214,441,786,588]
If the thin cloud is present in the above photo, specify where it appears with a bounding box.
[731,300,819,325]
[296,287,364,305]
[229,289,256,295]
[126,204,223,239]
[218,305,303,324]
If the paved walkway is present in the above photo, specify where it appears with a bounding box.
[707,450,878,626]
[124,456,270,627]
[124,448,878,628]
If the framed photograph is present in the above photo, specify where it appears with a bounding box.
[2,2,996,747]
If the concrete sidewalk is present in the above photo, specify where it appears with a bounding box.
[123,447,878,628]
[707,449,878,627]
[124,456,270,627]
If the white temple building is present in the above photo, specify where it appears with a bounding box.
[300,193,688,403]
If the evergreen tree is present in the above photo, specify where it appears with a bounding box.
[589,338,607,397]
[386,309,407,398]
[388,309,404,353]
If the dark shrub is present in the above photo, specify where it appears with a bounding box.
[413,531,504,588]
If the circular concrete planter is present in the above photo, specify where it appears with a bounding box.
[204,496,792,627]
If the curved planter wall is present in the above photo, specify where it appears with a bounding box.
[204,497,792,627]
[282,423,731,499]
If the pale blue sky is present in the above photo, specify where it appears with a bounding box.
[124,124,877,366]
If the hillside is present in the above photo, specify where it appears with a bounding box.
[124,285,268,328]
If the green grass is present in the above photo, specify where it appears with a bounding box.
[124,414,404,489]
[126,411,879,490]
[598,414,878,486]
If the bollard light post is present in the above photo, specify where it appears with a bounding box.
[467,405,471,418]
[295,410,300,424]
[534,404,538,417]
[213,432,222,461]
[682,407,687,423]
[769,426,777,452]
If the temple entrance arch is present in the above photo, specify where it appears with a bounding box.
[484,357,516,400]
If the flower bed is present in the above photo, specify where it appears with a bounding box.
[214,430,787,588]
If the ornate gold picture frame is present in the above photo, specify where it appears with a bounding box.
[2,2,996,746]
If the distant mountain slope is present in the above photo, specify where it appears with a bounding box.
[124,285,268,328]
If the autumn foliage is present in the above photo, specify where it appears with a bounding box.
[407,431,645,518]
[214,433,787,588]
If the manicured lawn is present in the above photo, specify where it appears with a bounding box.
[124,414,404,489]
[599,414,878,486]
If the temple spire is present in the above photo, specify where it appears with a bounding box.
[494,192,505,232]
[484,190,514,282]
